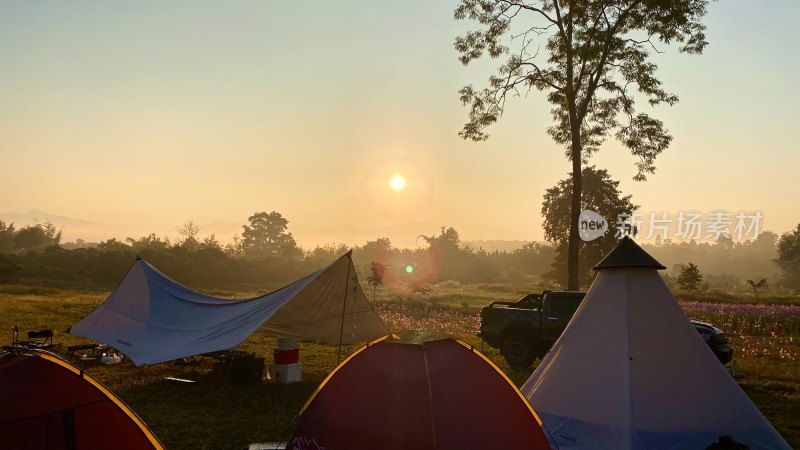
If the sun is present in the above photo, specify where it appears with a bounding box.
[389,174,406,191]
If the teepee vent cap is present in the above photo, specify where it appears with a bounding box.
[593,236,666,271]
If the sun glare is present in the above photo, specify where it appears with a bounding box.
[390,174,406,191]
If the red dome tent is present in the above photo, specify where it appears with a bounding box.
[0,350,164,450]
[289,333,551,450]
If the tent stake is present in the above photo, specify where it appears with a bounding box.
[336,251,353,364]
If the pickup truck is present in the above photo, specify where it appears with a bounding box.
[478,290,734,368]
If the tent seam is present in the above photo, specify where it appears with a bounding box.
[422,342,438,450]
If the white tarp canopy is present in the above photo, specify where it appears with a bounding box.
[70,252,387,366]
[521,237,791,450]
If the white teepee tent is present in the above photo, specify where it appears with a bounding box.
[521,237,791,450]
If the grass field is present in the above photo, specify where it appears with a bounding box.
[1,283,798,449]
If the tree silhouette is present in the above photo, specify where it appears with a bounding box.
[542,166,637,287]
[775,224,800,289]
[418,227,464,281]
[677,262,703,291]
[746,278,768,301]
[13,221,62,252]
[454,0,710,289]
[177,220,201,251]
[240,211,301,259]
[367,261,386,302]
[0,220,16,253]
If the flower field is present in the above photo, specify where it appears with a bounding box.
[374,302,480,336]
[375,298,800,365]
[682,301,800,363]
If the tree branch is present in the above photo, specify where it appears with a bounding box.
[578,0,644,121]
[518,62,564,91]
[500,1,559,27]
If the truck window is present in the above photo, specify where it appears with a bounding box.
[549,296,583,316]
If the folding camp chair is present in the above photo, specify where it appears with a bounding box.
[10,326,27,348]
[26,329,57,351]
[11,326,58,351]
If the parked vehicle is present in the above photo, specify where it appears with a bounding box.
[692,320,734,364]
[478,290,734,368]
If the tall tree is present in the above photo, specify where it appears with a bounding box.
[455,0,709,289]
[775,224,800,289]
[240,211,301,259]
[542,166,637,287]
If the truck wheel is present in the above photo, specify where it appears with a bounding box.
[501,333,536,368]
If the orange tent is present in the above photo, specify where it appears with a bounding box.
[290,333,552,450]
[0,350,163,450]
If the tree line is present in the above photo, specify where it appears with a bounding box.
[1,211,798,293]
[0,213,555,290]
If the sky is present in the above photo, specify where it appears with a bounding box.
[0,1,798,249]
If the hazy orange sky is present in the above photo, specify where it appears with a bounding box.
[1,1,798,249]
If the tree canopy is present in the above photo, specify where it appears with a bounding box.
[776,224,800,289]
[0,220,15,253]
[11,221,62,252]
[455,0,710,289]
[240,211,302,259]
[542,166,637,287]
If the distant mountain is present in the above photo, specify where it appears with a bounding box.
[0,209,109,241]
[0,209,100,229]
[0,210,537,250]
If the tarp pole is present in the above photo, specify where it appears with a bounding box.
[336,252,353,364]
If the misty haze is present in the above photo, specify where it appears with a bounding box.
[1,1,798,450]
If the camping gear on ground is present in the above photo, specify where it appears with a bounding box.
[11,326,58,351]
[269,362,302,384]
[273,337,300,365]
[66,343,123,366]
[521,237,791,450]
[273,348,299,364]
[66,342,101,360]
[277,337,297,349]
[0,349,164,450]
[270,337,302,383]
[69,251,387,366]
[288,331,552,450]
[164,376,197,384]
[100,348,124,365]
[211,350,266,383]
[706,435,752,450]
